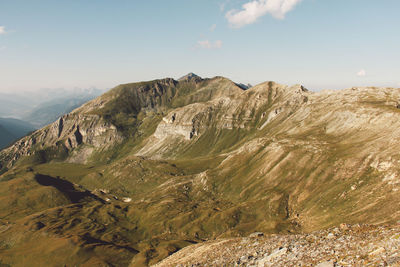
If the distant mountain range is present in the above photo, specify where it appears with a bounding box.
[0,117,35,149]
[0,87,104,124]
[22,94,103,128]
[0,88,105,149]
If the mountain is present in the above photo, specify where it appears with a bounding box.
[178,72,202,82]
[0,117,35,149]
[0,75,400,266]
[0,92,36,119]
[0,125,15,149]
[0,88,104,127]
[22,94,104,128]
[0,88,103,150]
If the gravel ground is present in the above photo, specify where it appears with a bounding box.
[154,224,400,267]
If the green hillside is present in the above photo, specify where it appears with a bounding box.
[1,75,400,266]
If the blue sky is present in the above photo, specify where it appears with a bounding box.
[0,0,399,92]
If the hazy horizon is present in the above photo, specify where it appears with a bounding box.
[1,0,399,92]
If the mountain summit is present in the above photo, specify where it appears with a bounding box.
[178,72,203,82]
[1,76,400,266]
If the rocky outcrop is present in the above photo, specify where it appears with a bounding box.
[137,82,310,158]
[0,78,182,168]
[154,224,400,266]
[0,112,123,168]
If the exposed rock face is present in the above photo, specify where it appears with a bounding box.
[0,78,181,167]
[0,112,123,167]
[137,81,309,158]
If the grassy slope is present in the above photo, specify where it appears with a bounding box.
[1,80,400,266]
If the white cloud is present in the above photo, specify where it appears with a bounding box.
[0,26,6,35]
[226,0,302,28]
[210,24,217,31]
[197,40,223,49]
[0,46,6,51]
[357,69,366,77]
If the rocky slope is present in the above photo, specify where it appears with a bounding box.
[1,74,400,266]
[154,224,400,266]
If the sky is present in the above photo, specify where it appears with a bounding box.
[0,0,400,92]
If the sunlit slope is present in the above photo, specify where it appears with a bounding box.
[1,75,400,266]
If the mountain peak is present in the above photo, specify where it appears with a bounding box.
[178,72,203,82]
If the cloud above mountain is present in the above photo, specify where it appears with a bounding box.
[226,0,302,28]
[0,26,6,35]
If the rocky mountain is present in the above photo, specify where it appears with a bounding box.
[178,72,203,83]
[22,94,104,128]
[1,74,400,266]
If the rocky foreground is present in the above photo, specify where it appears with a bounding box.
[154,224,400,267]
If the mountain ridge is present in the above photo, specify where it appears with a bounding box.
[1,75,400,266]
